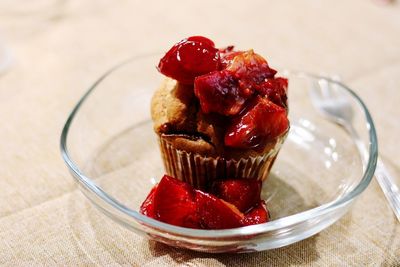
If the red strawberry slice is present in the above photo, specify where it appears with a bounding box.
[139,185,158,218]
[194,70,252,115]
[256,77,288,108]
[242,201,270,226]
[196,191,244,229]
[226,50,277,84]
[158,36,220,84]
[140,175,270,229]
[211,179,261,213]
[153,175,199,228]
[194,50,279,116]
[224,96,289,149]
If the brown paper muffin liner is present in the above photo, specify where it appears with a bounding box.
[158,135,287,190]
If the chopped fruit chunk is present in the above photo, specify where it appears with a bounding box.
[194,70,252,115]
[211,179,261,212]
[242,201,270,226]
[139,175,271,229]
[139,185,158,218]
[256,77,288,108]
[196,191,244,229]
[225,96,289,149]
[226,50,277,84]
[194,50,280,117]
[153,175,199,228]
[158,36,220,84]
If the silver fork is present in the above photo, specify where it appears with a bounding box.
[310,77,400,222]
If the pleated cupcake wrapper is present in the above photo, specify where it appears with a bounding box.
[159,137,286,190]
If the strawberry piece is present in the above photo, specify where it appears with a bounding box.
[158,36,220,84]
[226,50,276,84]
[196,191,244,229]
[153,175,199,228]
[139,185,158,218]
[256,77,288,108]
[242,201,270,226]
[194,50,279,117]
[211,179,261,213]
[224,96,289,149]
[194,70,252,115]
[140,175,270,229]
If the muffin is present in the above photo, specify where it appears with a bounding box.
[151,36,289,190]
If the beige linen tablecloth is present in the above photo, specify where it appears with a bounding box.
[0,0,399,265]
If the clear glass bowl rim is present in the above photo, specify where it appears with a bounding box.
[60,55,378,238]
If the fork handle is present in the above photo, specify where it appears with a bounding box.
[375,158,400,222]
[348,125,400,222]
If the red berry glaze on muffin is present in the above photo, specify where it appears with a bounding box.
[158,36,289,150]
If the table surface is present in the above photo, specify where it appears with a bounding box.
[0,0,399,265]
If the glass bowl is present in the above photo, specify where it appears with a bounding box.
[60,55,377,253]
